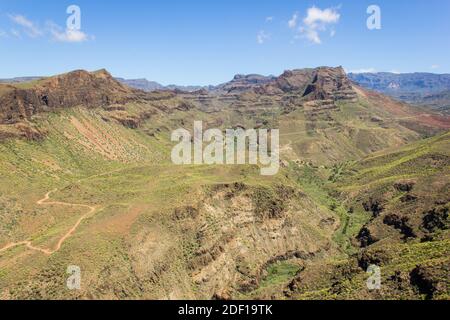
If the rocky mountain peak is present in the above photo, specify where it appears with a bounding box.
[214,66,356,101]
[215,74,277,93]
[0,69,135,124]
[253,66,357,102]
[302,66,357,101]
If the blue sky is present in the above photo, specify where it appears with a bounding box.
[0,0,449,85]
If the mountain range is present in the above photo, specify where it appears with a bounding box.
[119,71,450,114]
[0,67,448,300]
[4,71,450,115]
[348,72,450,114]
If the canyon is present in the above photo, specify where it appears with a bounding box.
[0,66,448,300]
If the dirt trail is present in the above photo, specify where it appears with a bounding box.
[0,189,98,256]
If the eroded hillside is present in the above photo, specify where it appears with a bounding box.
[0,67,448,300]
[282,133,450,300]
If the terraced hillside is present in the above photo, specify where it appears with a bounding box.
[247,133,449,300]
[348,72,450,114]
[0,107,337,299]
[0,68,448,300]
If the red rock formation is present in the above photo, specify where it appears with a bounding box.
[0,69,138,124]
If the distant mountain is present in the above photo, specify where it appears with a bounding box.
[116,77,212,92]
[348,72,450,93]
[420,89,450,113]
[1,76,209,93]
[348,72,450,113]
[0,77,44,84]
[213,74,277,93]
[115,78,165,91]
[212,67,358,102]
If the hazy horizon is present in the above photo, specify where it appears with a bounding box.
[2,67,450,87]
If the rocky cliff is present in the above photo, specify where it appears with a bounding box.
[217,67,358,103]
[0,69,137,124]
[261,67,357,101]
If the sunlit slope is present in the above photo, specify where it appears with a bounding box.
[278,83,450,164]
[0,68,449,300]
[286,132,449,300]
[0,106,338,300]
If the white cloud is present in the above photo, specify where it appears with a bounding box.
[301,28,321,44]
[266,16,274,23]
[47,21,91,43]
[9,14,43,38]
[348,68,377,74]
[431,64,439,70]
[288,13,298,29]
[257,30,270,44]
[292,6,340,45]
[303,6,340,26]
[6,14,92,43]
[0,29,7,38]
[52,29,89,43]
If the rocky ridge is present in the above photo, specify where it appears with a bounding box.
[0,69,138,124]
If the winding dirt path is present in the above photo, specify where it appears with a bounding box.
[0,189,98,256]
